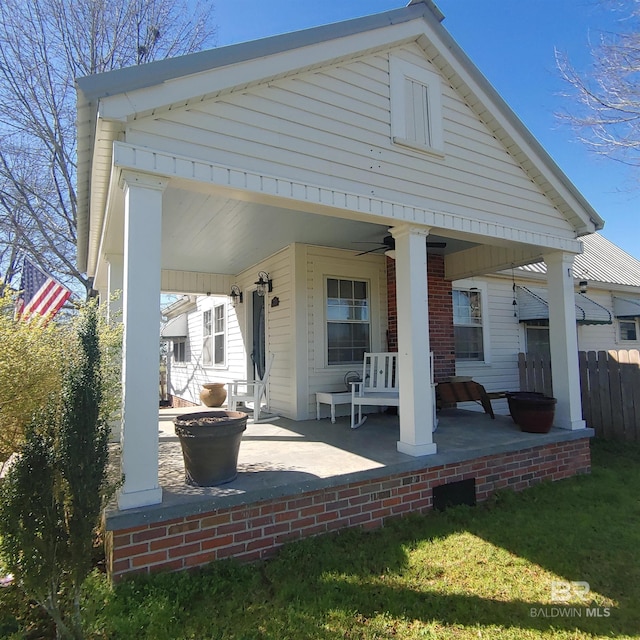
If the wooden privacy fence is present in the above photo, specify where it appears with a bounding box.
[519,350,640,441]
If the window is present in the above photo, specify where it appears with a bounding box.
[390,57,444,155]
[326,278,370,365]
[202,304,225,366]
[619,319,638,341]
[525,325,550,359]
[173,340,187,363]
[453,289,484,361]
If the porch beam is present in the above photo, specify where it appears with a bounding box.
[118,171,167,510]
[112,142,584,255]
[444,244,548,281]
[391,225,437,456]
[161,269,233,296]
[544,250,586,430]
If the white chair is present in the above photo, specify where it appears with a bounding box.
[228,353,276,423]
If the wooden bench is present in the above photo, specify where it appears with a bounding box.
[435,381,495,419]
[351,352,399,429]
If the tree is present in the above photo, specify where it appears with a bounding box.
[557,1,640,167]
[0,0,216,296]
[0,303,115,639]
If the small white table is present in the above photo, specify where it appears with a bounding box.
[316,391,352,424]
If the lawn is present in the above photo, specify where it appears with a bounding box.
[3,438,640,639]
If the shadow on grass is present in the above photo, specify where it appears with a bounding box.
[92,439,640,639]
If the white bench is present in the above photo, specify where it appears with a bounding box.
[350,352,399,429]
[350,351,438,431]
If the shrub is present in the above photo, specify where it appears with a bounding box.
[0,294,72,463]
[0,303,114,639]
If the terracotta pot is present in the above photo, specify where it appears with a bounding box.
[506,393,556,433]
[200,382,227,407]
[174,410,248,486]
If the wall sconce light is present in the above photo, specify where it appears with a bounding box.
[229,284,243,306]
[579,280,588,294]
[255,271,273,297]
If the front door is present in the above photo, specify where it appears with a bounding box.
[251,290,266,380]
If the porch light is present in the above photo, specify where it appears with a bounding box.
[579,280,588,294]
[229,285,243,306]
[255,271,272,297]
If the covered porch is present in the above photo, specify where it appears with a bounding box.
[104,407,593,579]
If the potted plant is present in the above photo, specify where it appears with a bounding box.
[505,392,556,433]
[174,410,247,486]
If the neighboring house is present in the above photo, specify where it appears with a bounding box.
[77,1,605,511]
[164,233,640,414]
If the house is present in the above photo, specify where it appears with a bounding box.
[77,1,602,576]
[161,233,640,415]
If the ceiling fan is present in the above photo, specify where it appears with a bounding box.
[355,235,446,256]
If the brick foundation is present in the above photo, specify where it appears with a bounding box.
[386,254,455,382]
[106,437,591,581]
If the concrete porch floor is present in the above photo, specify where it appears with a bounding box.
[106,406,594,530]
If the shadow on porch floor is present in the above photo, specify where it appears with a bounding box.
[105,407,593,530]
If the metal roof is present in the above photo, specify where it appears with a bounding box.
[517,233,640,288]
[613,297,640,317]
[516,286,612,325]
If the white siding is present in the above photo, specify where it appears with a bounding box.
[453,276,523,415]
[305,246,388,420]
[168,295,245,404]
[127,43,572,239]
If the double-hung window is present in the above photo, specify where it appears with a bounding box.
[202,304,226,367]
[453,288,484,361]
[326,278,370,365]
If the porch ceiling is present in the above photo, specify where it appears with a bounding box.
[102,183,476,279]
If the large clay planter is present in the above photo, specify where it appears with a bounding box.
[200,382,227,407]
[506,392,556,433]
[174,410,247,486]
[506,391,545,424]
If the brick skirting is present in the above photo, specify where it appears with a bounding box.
[106,437,591,580]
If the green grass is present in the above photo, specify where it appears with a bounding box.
[3,439,640,639]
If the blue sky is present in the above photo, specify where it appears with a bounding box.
[212,0,639,260]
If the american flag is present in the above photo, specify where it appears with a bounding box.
[16,258,71,321]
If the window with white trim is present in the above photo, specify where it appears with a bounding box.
[202,304,226,367]
[619,318,639,341]
[326,278,370,365]
[453,288,484,361]
[390,56,444,155]
[173,340,187,364]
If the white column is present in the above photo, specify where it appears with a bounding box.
[544,250,586,430]
[105,253,124,323]
[391,225,437,456]
[118,171,167,510]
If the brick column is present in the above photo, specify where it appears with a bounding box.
[387,253,455,382]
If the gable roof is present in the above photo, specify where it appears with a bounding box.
[76,0,604,272]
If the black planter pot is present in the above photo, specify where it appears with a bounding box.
[506,392,556,433]
[174,410,248,486]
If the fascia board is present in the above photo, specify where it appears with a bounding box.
[96,19,429,121]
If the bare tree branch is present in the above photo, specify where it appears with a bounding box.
[0,0,216,296]
[557,0,640,168]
